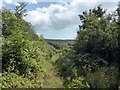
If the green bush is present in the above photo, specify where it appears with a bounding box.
[86,66,118,88]
[2,6,57,88]
[65,77,90,88]
[2,72,32,88]
[72,53,107,72]
[2,72,43,88]
[55,56,77,79]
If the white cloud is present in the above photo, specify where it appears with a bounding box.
[14,2,20,6]
[2,0,120,4]
[2,0,119,31]
[24,0,86,31]
[24,0,37,4]
[24,0,100,31]
[100,0,120,2]
[2,0,38,4]
[0,1,2,10]
[4,0,13,4]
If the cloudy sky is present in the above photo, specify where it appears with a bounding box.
[1,0,120,39]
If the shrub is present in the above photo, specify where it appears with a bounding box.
[65,77,90,88]
[85,66,118,88]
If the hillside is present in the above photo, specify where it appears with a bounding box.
[45,39,75,43]
[1,7,64,88]
[45,39,75,49]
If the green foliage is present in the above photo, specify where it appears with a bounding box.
[75,5,119,64]
[56,5,120,88]
[2,72,33,88]
[55,53,78,79]
[78,5,106,30]
[3,39,46,75]
[2,3,120,88]
[2,9,39,40]
[86,66,118,88]
[14,3,27,18]
[75,5,119,88]
[65,77,90,88]
[41,54,64,88]
[72,53,107,72]
[2,5,59,88]
[2,72,42,88]
[2,33,55,87]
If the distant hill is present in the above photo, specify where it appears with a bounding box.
[45,39,75,43]
[45,39,75,49]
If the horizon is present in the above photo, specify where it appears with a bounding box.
[45,38,75,40]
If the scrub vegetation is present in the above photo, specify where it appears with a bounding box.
[1,2,120,88]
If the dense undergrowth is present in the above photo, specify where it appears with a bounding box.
[1,4,62,88]
[1,3,120,88]
[55,5,120,88]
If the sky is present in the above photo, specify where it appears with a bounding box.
[1,0,120,39]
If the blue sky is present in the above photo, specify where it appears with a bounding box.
[1,0,119,39]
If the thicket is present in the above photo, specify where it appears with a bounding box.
[1,3,56,88]
[56,5,120,88]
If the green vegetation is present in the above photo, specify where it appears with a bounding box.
[55,5,120,88]
[1,2,120,88]
[1,3,63,88]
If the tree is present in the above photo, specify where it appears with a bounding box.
[14,3,27,18]
[78,5,106,30]
[116,1,120,85]
[117,1,120,23]
[75,5,119,64]
[2,4,55,88]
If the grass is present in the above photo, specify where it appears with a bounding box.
[41,54,64,88]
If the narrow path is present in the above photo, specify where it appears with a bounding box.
[41,54,64,88]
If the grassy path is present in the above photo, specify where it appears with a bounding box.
[41,54,64,88]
